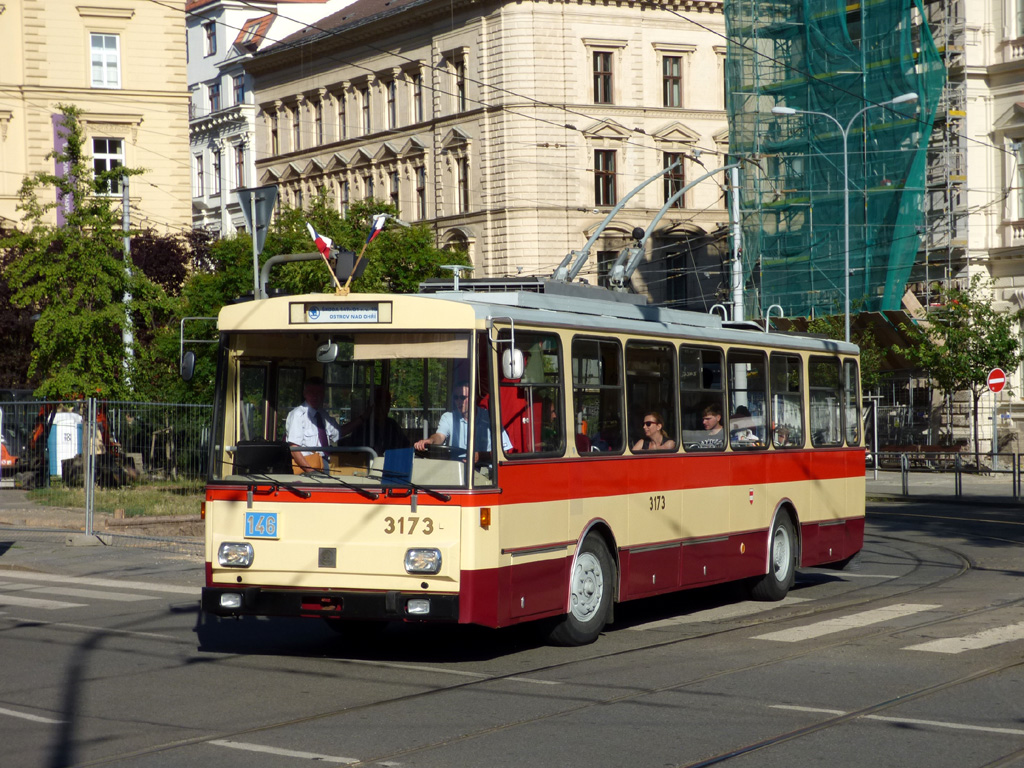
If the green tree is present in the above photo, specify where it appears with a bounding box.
[806,315,884,392]
[898,275,1024,465]
[0,106,171,399]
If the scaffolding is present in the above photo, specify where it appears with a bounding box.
[724,0,946,320]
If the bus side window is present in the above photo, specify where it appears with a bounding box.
[727,349,768,450]
[626,341,678,452]
[498,332,564,457]
[572,337,624,454]
[809,356,843,446]
[843,359,861,446]
[680,345,725,451]
[770,353,804,448]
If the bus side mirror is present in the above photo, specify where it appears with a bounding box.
[316,341,339,363]
[180,350,196,381]
[502,348,525,380]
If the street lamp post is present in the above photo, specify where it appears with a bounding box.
[772,92,919,343]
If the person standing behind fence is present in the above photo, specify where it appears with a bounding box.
[286,377,340,473]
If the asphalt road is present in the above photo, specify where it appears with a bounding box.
[1,497,1023,768]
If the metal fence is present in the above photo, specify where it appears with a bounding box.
[1,398,210,550]
[869,450,1024,502]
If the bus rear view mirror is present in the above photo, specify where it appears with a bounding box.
[502,348,525,380]
[316,341,339,363]
[180,350,196,381]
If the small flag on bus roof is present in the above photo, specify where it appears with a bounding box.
[365,213,387,244]
[306,222,333,259]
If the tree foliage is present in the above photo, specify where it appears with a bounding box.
[0,106,174,399]
[898,275,1024,460]
[805,315,884,392]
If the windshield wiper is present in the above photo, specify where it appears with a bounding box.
[302,469,380,500]
[370,469,451,502]
[242,474,311,504]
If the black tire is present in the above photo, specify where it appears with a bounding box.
[748,513,797,601]
[547,535,614,646]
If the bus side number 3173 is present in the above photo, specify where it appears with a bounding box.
[384,516,434,535]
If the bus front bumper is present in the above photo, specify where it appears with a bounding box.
[201,586,459,622]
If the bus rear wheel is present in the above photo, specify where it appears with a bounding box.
[748,514,796,601]
[547,535,614,646]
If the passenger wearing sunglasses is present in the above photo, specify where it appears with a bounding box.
[414,382,513,458]
[632,411,676,452]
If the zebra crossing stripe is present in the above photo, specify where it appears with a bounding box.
[0,570,196,595]
[0,595,85,610]
[905,621,1024,654]
[753,603,939,642]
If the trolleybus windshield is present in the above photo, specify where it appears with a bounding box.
[210,330,493,489]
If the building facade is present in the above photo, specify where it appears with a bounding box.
[187,0,353,236]
[0,0,191,233]
[246,0,730,306]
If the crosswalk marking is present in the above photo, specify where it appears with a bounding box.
[631,596,810,630]
[753,603,939,642]
[0,706,64,724]
[0,595,85,610]
[0,570,196,595]
[771,705,1024,737]
[905,621,1024,654]
[210,740,360,764]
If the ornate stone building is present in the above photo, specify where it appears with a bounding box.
[247,0,731,307]
[0,0,190,233]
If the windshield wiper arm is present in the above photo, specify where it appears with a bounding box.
[371,469,451,502]
[243,474,311,502]
[303,469,380,500]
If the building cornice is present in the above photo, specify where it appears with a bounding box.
[190,103,254,135]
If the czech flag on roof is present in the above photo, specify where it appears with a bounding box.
[365,213,387,244]
[306,222,333,260]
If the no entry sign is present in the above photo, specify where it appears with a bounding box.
[988,368,1007,393]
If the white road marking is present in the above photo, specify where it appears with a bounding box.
[772,705,1024,737]
[0,706,64,724]
[0,570,196,595]
[631,596,810,630]
[210,739,359,763]
[2,616,176,639]
[339,658,560,685]
[753,603,939,642]
[823,573,899,579]
[0,595,85,610]
[905,621,1024,654]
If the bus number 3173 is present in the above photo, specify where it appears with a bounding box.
[384,516,434,535]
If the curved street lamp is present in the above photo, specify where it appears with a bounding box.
[771,92,919,343]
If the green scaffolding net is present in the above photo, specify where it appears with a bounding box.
[724,0,945,319]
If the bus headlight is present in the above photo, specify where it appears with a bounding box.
[218,542,254,568]
[405,548,441,574]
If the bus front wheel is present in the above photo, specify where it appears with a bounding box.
[748,514,796,601]
[547,535,614,646]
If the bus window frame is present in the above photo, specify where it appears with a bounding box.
[769,351,805,449]
[495,329,566,460]
[625,339,679,454]
[809,355,843,447]
[842,358,861,447]
[727,347,769,451]
[679,343,726,452]
[571,334,626,456]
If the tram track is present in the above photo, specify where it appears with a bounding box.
[66,530,1008,767]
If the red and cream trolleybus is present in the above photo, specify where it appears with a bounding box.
[200,279,864,645]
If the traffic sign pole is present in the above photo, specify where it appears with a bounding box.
[988,368,1007,470]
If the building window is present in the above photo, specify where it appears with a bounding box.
[360,87,371,134]
[455,60,467,112]
[664,152,685,207]
[315,100,324,145]
[594,149,616,206]
[270,113,279,155]
[234,145,245,189]
[211,149,221,195]
[597,250,616,288]
[663,56,682,107]
[90,33,121,89]
[386,80,397,129]
[389,170,400,211]
[209,82,221,113]
[593,51,612,104]
[204,21,216,56]
[292,108,301,151]
[233,75,245,106]
[296,187,304,211]
[457,158,469,213]
[340,179,350,215]
[1017,142,1024,220]
[194,154,204,197]
[337,93,347,140]
[93,138,123,195]
[364,173,374,199]
[416,166,427,220]
[413,72,424,123]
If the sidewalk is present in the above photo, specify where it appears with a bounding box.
[866,469,1022,506]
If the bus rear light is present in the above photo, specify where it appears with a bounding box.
[218,542,254,568]
[405,548,441,574]
[406,598,431,615]
[219,593,243,609]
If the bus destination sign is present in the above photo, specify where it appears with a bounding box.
[305,302,379,323]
